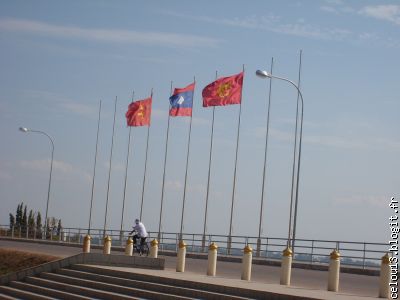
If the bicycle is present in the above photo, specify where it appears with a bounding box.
[129,231,149,256]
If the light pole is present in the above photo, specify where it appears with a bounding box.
[19,127,54,237]
[255,70,304,248]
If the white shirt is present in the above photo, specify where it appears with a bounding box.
[133,222,148,238]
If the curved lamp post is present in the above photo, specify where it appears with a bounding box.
[255,70,304,248]
[19,127,54,237]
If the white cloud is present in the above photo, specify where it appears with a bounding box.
[164,12,352,41]
[333,195,387,208]
[60,102,97,117]
[360,5,400,25]
[165,180,183,191]
[19,159,91,183]
[0,18,221,49]
[0,170,12,180]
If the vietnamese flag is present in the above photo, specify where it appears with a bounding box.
[202,72,244,107]
[125,97,152,126]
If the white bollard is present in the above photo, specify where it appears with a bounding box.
[379,253,391,298]
[125,237,133,256]
[207,242,218,276]
[103,235,112,255]
[280,247,293,286]
[327,249,341,292]
[176,240,187,272]
[150,239,159,258]
[83,234,91,253]
[241,244,253,281]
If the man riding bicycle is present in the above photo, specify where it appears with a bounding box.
[129,218,148,250]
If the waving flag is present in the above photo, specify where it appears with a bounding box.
[202,72,244,107]
[125,97,152,126]
[169,82,195,117]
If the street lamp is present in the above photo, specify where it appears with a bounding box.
[19,127,54,237]
[255,70,304,248]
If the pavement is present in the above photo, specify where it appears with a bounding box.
[0,239,381,299]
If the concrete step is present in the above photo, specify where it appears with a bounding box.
[40,272,194,300]
[9,280,94,300]
[0,285,55,300]
[26,276,140,300]
[72,264,261,299]
[0,291,18,300]
[57,267,250,300]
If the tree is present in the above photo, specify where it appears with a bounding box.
[9,213,15,230]
[28,210,35,237]
[36,212,42,239]
[22,205,27,234]
[57,219,62,236]
[15,203,22,229]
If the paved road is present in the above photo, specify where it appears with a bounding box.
[0,239,379,298]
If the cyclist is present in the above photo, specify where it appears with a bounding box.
[129,218,148,251]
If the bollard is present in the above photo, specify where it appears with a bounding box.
[103,235,112,255]
[150,239,159,258]
[379,253,391,298]
[241,244,253,281]
[83,235,91,253]
[207,242,218,276]
[280,247,293,286]
[176,240,187,272]
[125,237,133,256]
[327,249,341,292]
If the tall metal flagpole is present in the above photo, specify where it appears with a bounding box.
[139,89,152,221]
[202,71,217,251]
[256,58,274,256]
[103,96,117,239]
[179,77,196,241]
[288,50,303,249]
[227,65,245,254]
[292,49,303,251]
[158,82,173,241]
[88,100,102,235]
[120,92,134,242]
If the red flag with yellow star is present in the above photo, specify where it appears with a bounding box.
[125,97,152,126]
[202,72,244,107]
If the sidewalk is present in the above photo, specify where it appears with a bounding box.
[98,265,377,300]
[0,238,380,299]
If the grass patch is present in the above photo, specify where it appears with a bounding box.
[0,248,60,275]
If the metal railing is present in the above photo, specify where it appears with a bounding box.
[0,225,386,269]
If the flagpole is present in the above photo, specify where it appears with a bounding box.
[292,49,303,251]
[256,58,274,256]
[227,65,245,254]
[120,91,134,243]
[179,77,196,241]
[139,89,152,221]
[202,71,217,252]
[158,82,173,241]
[103,96,117,239]
[88,99,101,235]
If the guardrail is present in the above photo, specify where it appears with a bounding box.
[0,225,386,269]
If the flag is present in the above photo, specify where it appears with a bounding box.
[125,97,152,126]
[169,82,195,117]
[202,72,244,107]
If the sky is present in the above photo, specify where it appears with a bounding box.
[0,0,399,244]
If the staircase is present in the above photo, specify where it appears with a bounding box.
[0,264,266,299]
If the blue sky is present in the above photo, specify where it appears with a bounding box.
[0,0,399,243]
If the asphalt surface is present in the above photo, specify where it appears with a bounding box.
[0,239,380,298]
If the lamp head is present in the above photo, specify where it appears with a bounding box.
[19,127,29,132]
[256,70,271,78]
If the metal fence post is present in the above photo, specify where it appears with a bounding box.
[11,226,14,238]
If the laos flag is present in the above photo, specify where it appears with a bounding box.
[169,82,195,117]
